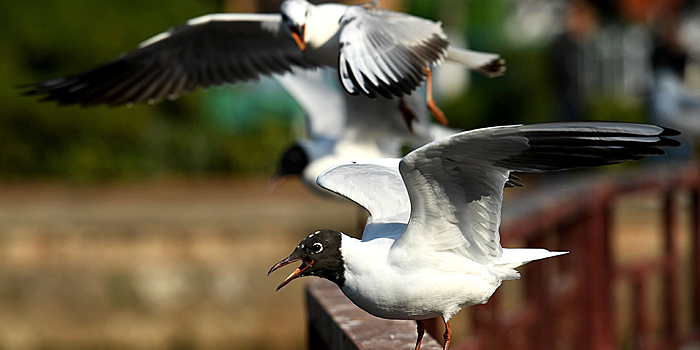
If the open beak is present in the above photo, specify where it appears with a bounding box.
[289,24,306,52]
[268,254,314,291]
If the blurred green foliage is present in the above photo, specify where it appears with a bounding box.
[586,94,645,123]
[443,49,559,130]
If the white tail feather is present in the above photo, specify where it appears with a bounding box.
[445,47,506,77]
[494,248,568,269]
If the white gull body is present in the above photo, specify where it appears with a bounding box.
[270,122,678,350]
[315,123,677,321]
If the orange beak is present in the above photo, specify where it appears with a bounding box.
[290,24,306,52]
[268,256,314,291]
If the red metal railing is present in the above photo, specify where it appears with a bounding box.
[305,163,700,350]
[454,163,700,350]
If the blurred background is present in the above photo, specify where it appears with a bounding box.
[1,0,700,349]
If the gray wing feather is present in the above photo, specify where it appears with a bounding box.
[24,14,318,106]
[395,122,679,264]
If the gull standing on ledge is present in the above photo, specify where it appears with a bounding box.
[268,122,679,350]
[23,0,505,125]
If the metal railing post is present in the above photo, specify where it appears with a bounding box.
[586,187,615,350]
[663,191,679,344]
[691,189,700,329]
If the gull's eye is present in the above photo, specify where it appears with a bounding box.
[281,13,290,23]
[311,242,323,254]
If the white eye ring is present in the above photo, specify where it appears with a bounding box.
[311,242,323,253]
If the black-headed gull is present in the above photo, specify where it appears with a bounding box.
[268,122,679,350]
[271,68,459,195]
[23,0,504,125]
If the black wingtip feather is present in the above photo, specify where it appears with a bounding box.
[22,20,318,107]
[493,123,681,173]
[660,127,681,137]
[659,137,682,148]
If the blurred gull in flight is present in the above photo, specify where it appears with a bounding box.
[271,68,459,195]
[23,0,505,125]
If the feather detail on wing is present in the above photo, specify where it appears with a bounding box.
[338,4,448,99]
[394,122,679,264]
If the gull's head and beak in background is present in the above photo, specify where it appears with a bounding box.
[280,0,310,52]
[267,143,310,191]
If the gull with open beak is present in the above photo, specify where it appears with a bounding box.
[269,122,679,350]
[23,0,504,125]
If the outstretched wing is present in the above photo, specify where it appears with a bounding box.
[316,159,410,241]
[337,4,449,99]
[274,68,345,140]
[23,14,318,106]
[395,123,680,264]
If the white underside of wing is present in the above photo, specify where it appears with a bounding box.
[316,159,411,241]
[186,13,279,26]
[139,13,283,48]
[274,69,345,140]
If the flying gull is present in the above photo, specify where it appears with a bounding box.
[271,67,460,195]
[23,0,505,125]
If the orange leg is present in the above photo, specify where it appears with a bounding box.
[415,320,425,350]
[424,67,448,126]
[442,320,452,350]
